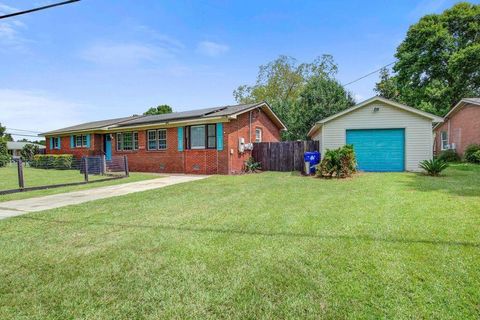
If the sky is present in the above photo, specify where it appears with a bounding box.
[0,0,467,139]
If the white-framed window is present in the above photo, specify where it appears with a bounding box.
[147,129,167,150]
[441,131,448,150]
[255,128,263,142]
[116,132,138,151]
[74,135,88,148]
[190,125,206,149]
[53,137,60,149]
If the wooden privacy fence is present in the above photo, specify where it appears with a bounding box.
[252,141,320,172]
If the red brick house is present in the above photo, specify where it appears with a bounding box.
[42,102,286,174]
[433,98,480,156]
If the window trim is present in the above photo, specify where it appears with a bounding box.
[53,137,60,149]
[255,127,263,143]
[185,124,217,150]
[441,131,448,150]
[74,134,88,148]
[147,129,167,151]
[116,131,139,151]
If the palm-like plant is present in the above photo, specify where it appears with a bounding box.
[419,158,449,176]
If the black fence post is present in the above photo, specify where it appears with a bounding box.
[83,157,89,182]
[101,155,106,175]
[17,159,25,190]
[123,155,129,177]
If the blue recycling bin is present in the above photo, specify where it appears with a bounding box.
[304,151,320,174]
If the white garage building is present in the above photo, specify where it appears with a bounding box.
[307,97,443,172]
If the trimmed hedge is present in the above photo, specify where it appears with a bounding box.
[31,154,74,169]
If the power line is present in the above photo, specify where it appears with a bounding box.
[342,61,396,87]
[0,0,80,20]
[5,132,42,138]
[6,127,42,134]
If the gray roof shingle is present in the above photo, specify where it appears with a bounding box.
[41,116,141,135]
[41,102,271,136]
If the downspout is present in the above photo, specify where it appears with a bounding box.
[249,111,252,143]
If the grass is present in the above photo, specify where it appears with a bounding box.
[0,164,479,319]
[0,164,160,202]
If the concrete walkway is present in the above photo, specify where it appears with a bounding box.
[0,175,208,220]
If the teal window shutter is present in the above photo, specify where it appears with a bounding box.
[57,137,61,150]
[70,135,74,148]
[216,123,223,151]
[50,137,53,149]
[177,127,184,151]
[86,134,91,148]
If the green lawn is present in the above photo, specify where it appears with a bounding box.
[1,164,479,319]
[0,165,160,202]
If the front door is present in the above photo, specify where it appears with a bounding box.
[104,134,112,160]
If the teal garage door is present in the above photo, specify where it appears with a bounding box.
[346,129,405,172]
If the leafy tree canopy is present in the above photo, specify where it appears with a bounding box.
[233,55,354,140]
[375,2,480,116]
[144,104,173,115]
[0,122,13,141]
[21,144,40,162]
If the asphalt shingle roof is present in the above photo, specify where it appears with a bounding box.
[116,103,261,127]
[40,103,265,135]
[464,98,480,105]
[41,116,141,135]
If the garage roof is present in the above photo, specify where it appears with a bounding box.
[307,96,444,138]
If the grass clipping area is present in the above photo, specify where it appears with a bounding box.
[0,164,479,319]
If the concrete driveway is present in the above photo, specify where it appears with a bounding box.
[0,175,208,220]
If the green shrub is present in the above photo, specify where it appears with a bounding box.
[472,150,480,164]
[437,149,460,162]
[419,158,449,176]
[31,154,74,169]
[316,144,356,178]
[464,144,480,163]
[244,157,261,173]
[20,144,40,162]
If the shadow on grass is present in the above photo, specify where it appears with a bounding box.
[402,164,480,197]
[19,216,480,248]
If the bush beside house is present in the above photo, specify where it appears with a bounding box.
[464,144,480,164]
[316,145,356,178]
[437,149,460,162]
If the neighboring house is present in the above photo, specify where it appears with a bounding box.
[7,141,46,159]
[433,98,480,156]
[307,96,443,172]
[41,102,286,174]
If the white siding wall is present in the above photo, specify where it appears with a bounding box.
[321,101,433,171]
[311,127,322,151]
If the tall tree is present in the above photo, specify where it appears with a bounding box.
[144,104,173,115]
[374,67,399,100]
[286,76,355,140]
[234,55,338,105]
[233,55,353,140]
[0,123,12,142]
[376,2,480,116]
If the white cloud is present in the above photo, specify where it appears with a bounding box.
[0,2,28,51]
[0,89,92,139]
[196,41,229,57]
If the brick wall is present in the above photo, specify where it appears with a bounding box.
[434,105,480,156]
[46,107,282,174]
[45,134,103,158]
[225,109,282,173]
